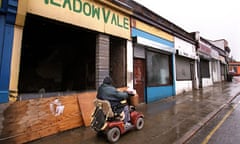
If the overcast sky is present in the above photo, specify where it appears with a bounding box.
[134,0,240,61]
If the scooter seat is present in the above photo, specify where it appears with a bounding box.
[93,99,114,118]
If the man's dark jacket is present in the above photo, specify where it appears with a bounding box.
[97,83,129,113]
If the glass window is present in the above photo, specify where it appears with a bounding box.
[176,56,191,80]
[147,51,172,86]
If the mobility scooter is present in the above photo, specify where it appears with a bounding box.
[90,96,144,143]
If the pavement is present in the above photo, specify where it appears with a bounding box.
[28,80,240,144]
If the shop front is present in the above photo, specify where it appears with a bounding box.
[198,41,213,88]
[132,19,175,103]
[9,0,132,100]
[219,55,227,81]
[174,37,198,95]
[0,1,135,143]
[210,48,221,83]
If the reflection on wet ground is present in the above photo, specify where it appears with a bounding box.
[28,81,240,144]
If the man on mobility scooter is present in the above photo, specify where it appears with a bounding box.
[91,76,144,143]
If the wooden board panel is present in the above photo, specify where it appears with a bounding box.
[0,88,137,143]
[77,91,97,127]
[0,94,84,144]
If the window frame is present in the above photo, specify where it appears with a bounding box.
[176,56,192,81]
[146,50,173,87]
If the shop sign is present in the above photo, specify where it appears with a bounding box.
[199,43,211,55]
[177,49,198,59]
[211,49,219,60]
[198,52,211,60]
[132,19,174,42]
[27,0,131,39]
[175,37,197,59]
[135,36,175,54]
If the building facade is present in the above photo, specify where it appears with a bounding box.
[0,1,233,143]
[132,18,175,103]
[197,38,213,88]
[0,0,231,104]
[1,0,135,103]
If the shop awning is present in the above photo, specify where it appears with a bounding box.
[134,36,176,54]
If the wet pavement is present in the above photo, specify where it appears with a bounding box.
[28,81,240,144]
[186,94,240,144]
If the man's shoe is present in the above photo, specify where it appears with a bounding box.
[124,122,133,130]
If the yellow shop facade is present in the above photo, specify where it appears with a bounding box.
[10,0,133,100]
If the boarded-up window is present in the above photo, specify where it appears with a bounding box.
[176,56,191,80]
[200,59,210,78]
[147,51,172,86]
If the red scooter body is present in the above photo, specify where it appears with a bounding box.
[91,99,144,143]
[107,110,144,134]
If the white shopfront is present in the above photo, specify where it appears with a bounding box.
[174,37,198,95]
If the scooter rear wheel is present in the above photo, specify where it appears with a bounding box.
[106,127,121,143]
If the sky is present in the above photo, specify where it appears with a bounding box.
[134,0,240,61]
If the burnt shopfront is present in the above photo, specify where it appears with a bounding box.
[132,19,175,103]
[9,0,132,100]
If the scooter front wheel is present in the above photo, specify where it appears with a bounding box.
[136,117,144,130]
[106,127,121,143]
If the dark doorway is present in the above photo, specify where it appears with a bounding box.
[110,37,126,87]
[134,58,145,103]
[18,14,96,94]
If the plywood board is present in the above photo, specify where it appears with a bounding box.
[77,91,97,127]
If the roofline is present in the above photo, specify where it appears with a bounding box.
[116,0,196,45]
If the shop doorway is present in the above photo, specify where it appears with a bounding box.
[133,58,145,103]
[190,62,196,89]
[110,37,126,88]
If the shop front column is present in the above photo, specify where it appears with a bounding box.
[126,40,133,88]
[9,25,23,101]
[96,34,110,89]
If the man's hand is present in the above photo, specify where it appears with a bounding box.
[126,88,136,96]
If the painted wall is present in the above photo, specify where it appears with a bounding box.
[175,81,192,95]
[0,0,17,103]
[132,19,174,42]
[202,78,213,87]
[19,0,131,40]
[146,85,174,103]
